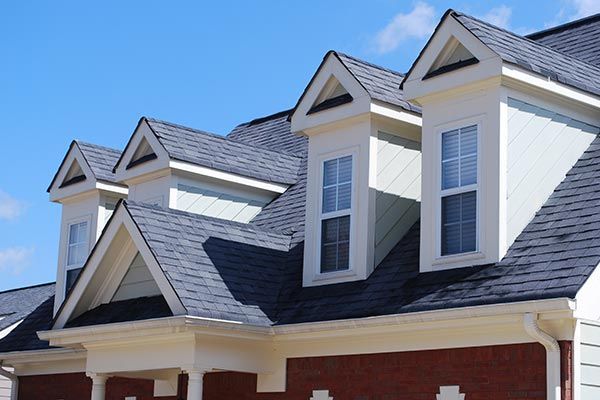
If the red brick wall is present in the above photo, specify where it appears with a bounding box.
[17,342,573,400]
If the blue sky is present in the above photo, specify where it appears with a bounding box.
[0,0,598,291]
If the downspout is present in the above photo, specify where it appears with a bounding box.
[0,361,18,400]
[524,313,561,400]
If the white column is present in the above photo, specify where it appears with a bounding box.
[186,370,205,400]
[87,373,108,400]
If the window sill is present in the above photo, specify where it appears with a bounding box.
[313,268,357,282]
[432,251,485,266]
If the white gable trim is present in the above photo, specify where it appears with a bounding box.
[49,144,97,202]
[403,15,501,103]
[291,53,371,134]
[53,204,186,329]
[114,119,170,184]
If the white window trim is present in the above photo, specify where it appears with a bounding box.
[315,147,359,280]
[435,117,483,262]
[64,215,92,293]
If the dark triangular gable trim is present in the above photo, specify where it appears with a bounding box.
[400,9,459,89]
[112,117,166,173]
[288,50,370,122]
[423,57,479,80]
[47,141,95,193]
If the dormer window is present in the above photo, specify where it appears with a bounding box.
[65,219,90,294]
[440,125,477,256]
[320,155,353,273]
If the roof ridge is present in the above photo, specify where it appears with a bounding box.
[452,10,600,73]
[0,282,55,295]
[247,109,293,126]
[526,12,600,40]
[145,117,303,161]
[125,200,294,238]
[75,140,122,154]
[334,50,405,78]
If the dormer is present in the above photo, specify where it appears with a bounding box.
[291,51,422,287]
[402,10,600,273]
[113,117,303,222]
[48,141,127,313]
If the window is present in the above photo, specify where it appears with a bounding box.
[320,155,352,273]
[440,125,477,255]
[65,220,89,294]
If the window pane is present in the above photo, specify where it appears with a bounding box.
[460,155,477,186]
[68,224,79,245]
[460,125,477,156]
[320,216,351,273]
[65,267,83,294]
[442,129,459,160]
[441,191,477,255]
[338,156,352,183]
[67,221,88,266]
[322,187,337,213]
[323,159,337,186]
[337,183,351,210]
[442,159,459,190]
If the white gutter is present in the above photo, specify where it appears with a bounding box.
[524,313,561,400]
[0,361,18,400]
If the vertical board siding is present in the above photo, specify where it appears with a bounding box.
[581,322,600,399]
[375,132,421,266]
[0,369,12,400]
[506,98,599,246]
[112,252,161,302]
[177,184,264,223]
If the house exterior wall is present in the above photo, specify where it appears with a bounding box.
[580,321,600,399]
[16,342,572,400]
[375,132,421,266]
[506,97,598,247]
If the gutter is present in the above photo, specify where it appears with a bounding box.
[0,361,18,400]
[523,313,561,400]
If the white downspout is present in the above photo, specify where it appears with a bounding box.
[524,313,561,400]
[0,362,18,400]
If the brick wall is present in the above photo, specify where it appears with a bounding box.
[17,342,572,400]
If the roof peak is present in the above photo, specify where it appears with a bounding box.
[526,12,600,40]
[332,50,405,78]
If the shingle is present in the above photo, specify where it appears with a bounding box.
[451,11,600,97]
[0,283,55,332]
[144,118,303,185]
[527,14,600,67]
[76,141,122,183]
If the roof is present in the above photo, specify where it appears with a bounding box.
[76,141,122,183]
[290,50,422,120]
[527,13,600,67]
[0,283,55,332]
[143,117,303,185]
[47,141,122,192]
[450,11,600,97]
[0,296,55,353]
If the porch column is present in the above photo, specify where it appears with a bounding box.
[186,369,205,400]
[87,373,108,400]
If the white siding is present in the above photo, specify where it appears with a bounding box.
[375,133,421,265]
[506,98,598,246]
[112,252,161,302]
[0,373,11,400]
[581,322,600,399]
[177,183,265,223]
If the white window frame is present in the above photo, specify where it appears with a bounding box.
[435,117,482,260]
[315,148,358,279]
[64,215,92,294]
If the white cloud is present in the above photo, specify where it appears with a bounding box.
[0,190,25,221]
[0,247,34,275]
[373,2,436,54]
[477,5,512,29]
[569,0,600,18]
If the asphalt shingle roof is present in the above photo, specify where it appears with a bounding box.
[527,13,600,67]
[144,117,303,185]
[0,283,55,332]
[76,141,122,183]
[451,11,600,97]
[334,52,422,114]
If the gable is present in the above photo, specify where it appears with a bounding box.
[401,12,501,101]
[59,159,86,188]
[424,36,478,79]
[290,51,370,133]
[53,203,186,329]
